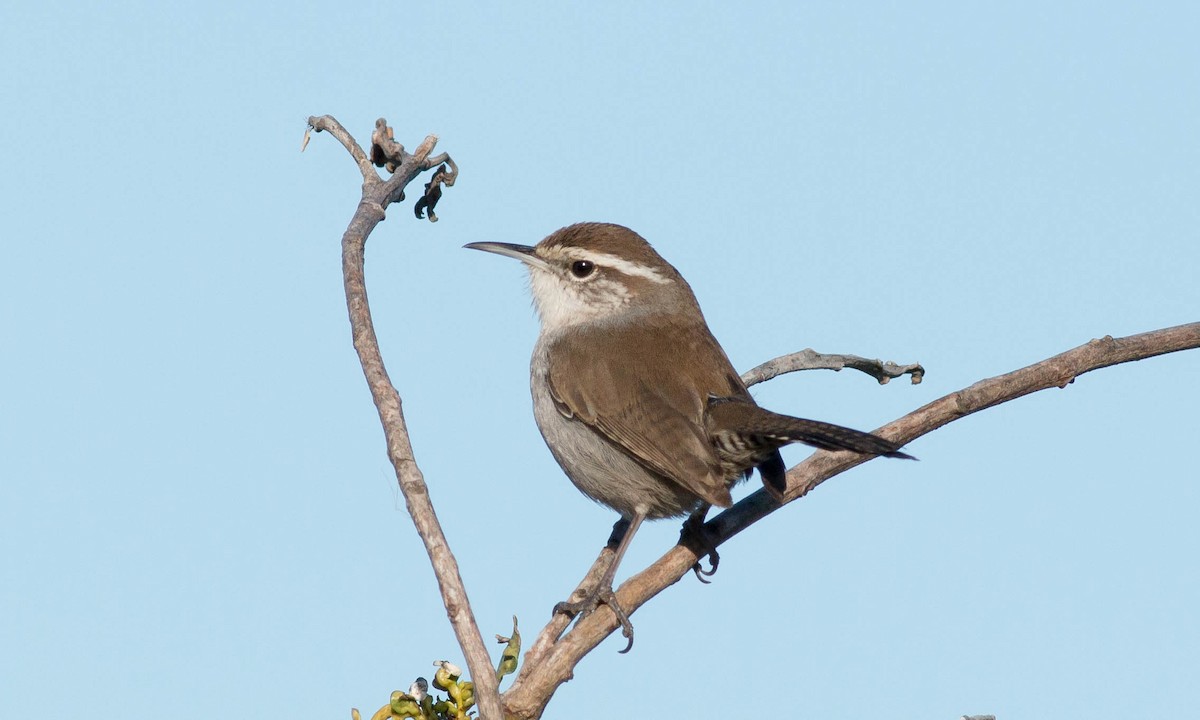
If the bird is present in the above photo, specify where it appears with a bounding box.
[466,222,912,651]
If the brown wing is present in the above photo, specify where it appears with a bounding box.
[546,319,750,508]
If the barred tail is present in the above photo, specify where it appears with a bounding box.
[767,415,914,460]
[706,396,915,460]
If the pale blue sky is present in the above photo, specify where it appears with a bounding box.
[2,2,1198,718]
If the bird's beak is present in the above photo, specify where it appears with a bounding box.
[464,242,551,271]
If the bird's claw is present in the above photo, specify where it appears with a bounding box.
[553,586,636,653]
[690,549,720,583]
[680,510,721,583]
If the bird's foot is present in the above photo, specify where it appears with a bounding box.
[691,549,720,583]
[553,586,635,653]
[679,511,721,584]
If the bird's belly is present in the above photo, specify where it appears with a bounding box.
[530,367,702,520]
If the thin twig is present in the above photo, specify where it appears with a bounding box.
[516,545,615,679]
[502,322,1200,719]
[308,115,377,182]
[307,116,502,720]
[742,348,924,386]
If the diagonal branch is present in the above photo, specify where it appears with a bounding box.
[306,116,501,720]
[502,321,1200,719]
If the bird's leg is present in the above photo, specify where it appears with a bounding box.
[553,512,645,653]
[679,505,719,583]
[605,516,632,548]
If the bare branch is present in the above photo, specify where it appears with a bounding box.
[307,115,376,183]
[369,117,406,173]
[425,155,458,180]
[516,545,615,688]
[307,117,500,720]
[412,134,439,166]
[742,348,924,386]
[502,322,1200,719]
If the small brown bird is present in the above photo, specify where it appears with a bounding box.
[468,223,912,650]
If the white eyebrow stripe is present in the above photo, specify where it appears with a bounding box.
[575,250,671,284]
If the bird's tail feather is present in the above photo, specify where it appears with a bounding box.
[706,396,915,460]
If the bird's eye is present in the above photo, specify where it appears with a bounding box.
[570,260,596,279]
